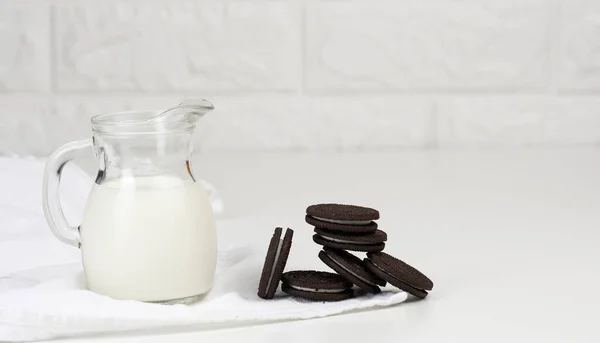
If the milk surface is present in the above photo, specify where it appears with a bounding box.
[80,176,217,302]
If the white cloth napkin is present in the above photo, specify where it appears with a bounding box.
[0,157,407,341]
[0,243,407,342]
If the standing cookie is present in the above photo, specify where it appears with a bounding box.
[257,227,294,299]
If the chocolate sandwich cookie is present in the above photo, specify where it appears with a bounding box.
[318,247,385,294]
[257,227,294,299]
[313,227,387,252]
[281,270,353,301]
[305,215,378,233]
[305,204,379,234]
[364,252,433,299]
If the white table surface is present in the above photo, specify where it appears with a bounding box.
[58,149,600,343]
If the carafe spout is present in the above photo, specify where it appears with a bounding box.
[149,99,214,124]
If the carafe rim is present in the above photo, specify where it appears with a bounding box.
[91,99,213,136]
[91,110,193,136]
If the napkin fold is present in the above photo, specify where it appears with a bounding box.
[0,244,407,342]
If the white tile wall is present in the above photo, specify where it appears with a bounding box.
[438,96,600,146]
[0,4,50,91]
[0,0,599,156]
[306,0,551,91]
[54,2,301,91]
[558,0,600,91]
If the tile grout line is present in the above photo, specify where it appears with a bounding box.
[300,0,307,96]
[549,0,561,95]
[48,3,57,95]
[8,91,600,98]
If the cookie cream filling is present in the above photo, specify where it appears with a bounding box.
[329,255,376,286]
[265,239,283,291]
[288,285,347,293]
[320,235,373,245]
[312,216,372,225]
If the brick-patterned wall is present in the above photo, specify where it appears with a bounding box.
[1,0,599,156]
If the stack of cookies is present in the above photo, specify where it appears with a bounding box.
[257,203,434,301]
[307,204,387,253]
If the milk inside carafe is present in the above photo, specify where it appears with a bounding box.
[80,176,216,302]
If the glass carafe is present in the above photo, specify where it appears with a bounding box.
[42,100,217,304]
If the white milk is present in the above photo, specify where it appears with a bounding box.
[79,176,217,302]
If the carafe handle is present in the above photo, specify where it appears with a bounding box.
[42,138,93,248]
